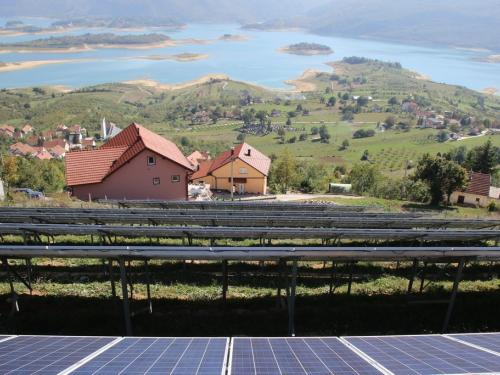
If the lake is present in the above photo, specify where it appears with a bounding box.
[0,18,499,92]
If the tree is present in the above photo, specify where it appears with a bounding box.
[413,154,469,205]
[361,150,370,160]
[342,139,349,149]
[357,96,369,106]
[385,115,397,128]
[319,124,330,142]
[347,163,383,195]
[311,126,319,135]
[299,133,308,141]
[278,127,286,142]
[237,133,246,142]
[328,96,336,106]
[473,139,498,174]
[255,110,267,124]
[388,97,399,105]
[1,155,19,197]
[320,97,325,104]
[342,93,350,101]
[271,147,299,192]
[296,104,303,112]
[286,118,291,126]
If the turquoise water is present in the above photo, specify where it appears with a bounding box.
[0,21,499,92]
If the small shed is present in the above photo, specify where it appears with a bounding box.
[329,183,352,194]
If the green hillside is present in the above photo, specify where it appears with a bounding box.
[1,59,499,179]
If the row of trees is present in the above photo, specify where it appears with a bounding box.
[1,155,66,197]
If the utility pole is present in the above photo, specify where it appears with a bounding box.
[230,147,234,201]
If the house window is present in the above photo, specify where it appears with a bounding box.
[153,177,160,185]
[172,175,180,183]
[239,168,248,174]
[147,156,156,165]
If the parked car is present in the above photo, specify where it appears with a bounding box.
[13,188,43,199]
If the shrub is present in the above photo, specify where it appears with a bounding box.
[487,200,500,212]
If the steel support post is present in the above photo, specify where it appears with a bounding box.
[119,257,133,336]
[406,259,419,301]
[276,259,283,308]
[2,258,18,316]
[287,258,298,337]
[347,262,354,297]
[441,258,465,334]
[108,259,118,314]
[222,260,228,309]
[329,262,336,295]
[419,262,428,293]
[145,261,152,313]
[26,259,32,295]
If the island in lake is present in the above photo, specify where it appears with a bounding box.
[0,33,210,53]
[277,42,333,55]
[214,34,251,41]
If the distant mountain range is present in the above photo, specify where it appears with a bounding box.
[1,0,329,24]
[243,0,500,51]
[3,0,500,51]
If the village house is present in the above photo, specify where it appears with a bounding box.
[66,122,194,201]
[402,102,419,112]
[8,142,36,157]
[82,138,96,149]
[450,171,499,207]
[190,142,270,195]
[47,145,66,159]
[0,125,15,139]
[36,151,54,160]
[187,150,211,169]
[44,138,69,152]
[270,109,281,117]
[21,125,34,136]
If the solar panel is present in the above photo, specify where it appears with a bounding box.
[70,337,228,375]
[0,335,118,374]
[447,332,500,354]
[343,334,500,374]
[229,337,382,374]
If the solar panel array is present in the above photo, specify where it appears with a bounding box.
[1,334,500,374]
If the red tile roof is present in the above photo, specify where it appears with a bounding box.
[208,142,270,176]
[36,151,54,160]
[102,123,193,172]
[66,146,128,186]
[462,171,490,196]
[66,123,193,187]
[44,139,67,149]
[191,161,214,180]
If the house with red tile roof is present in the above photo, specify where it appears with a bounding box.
[44,138,69,152]
[47,145,66,159]
[66,122,194,201]
[36,151,54,160]
[8,142,36,157]
[21,125,34,135]
[190,142,270,194]
[187,150,211,168]
[81,138,96,149]
[0,125,15,139]
[450,171,498,207]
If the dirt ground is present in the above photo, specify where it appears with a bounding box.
[211,192,362,202]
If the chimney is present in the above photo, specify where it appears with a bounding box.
[247,147,252,156]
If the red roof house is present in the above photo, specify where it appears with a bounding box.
[190,142,270,194]
[66,122,194,201]
[450,171,494,207]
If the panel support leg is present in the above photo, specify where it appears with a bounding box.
[347,262,354,297]
[145,260,152,314]
[119,257,133,337]
[222,260,228,309]
[441,258,465,334]
[406,259,419,301]
[276,259,283,308]
[329,262,336,295]
[2,258,18,316]
[109,259,118,314]
[287,258,298,337]
[419,262,428,293]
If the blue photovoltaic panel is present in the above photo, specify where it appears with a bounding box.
[230,337,382,375]
[0,335,117,374]
[345,335,500,374]
[448,333,500,354]
[71,337,228,375]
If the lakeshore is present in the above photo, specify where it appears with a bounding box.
[0,54,210,73]
[277,46,334,55]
